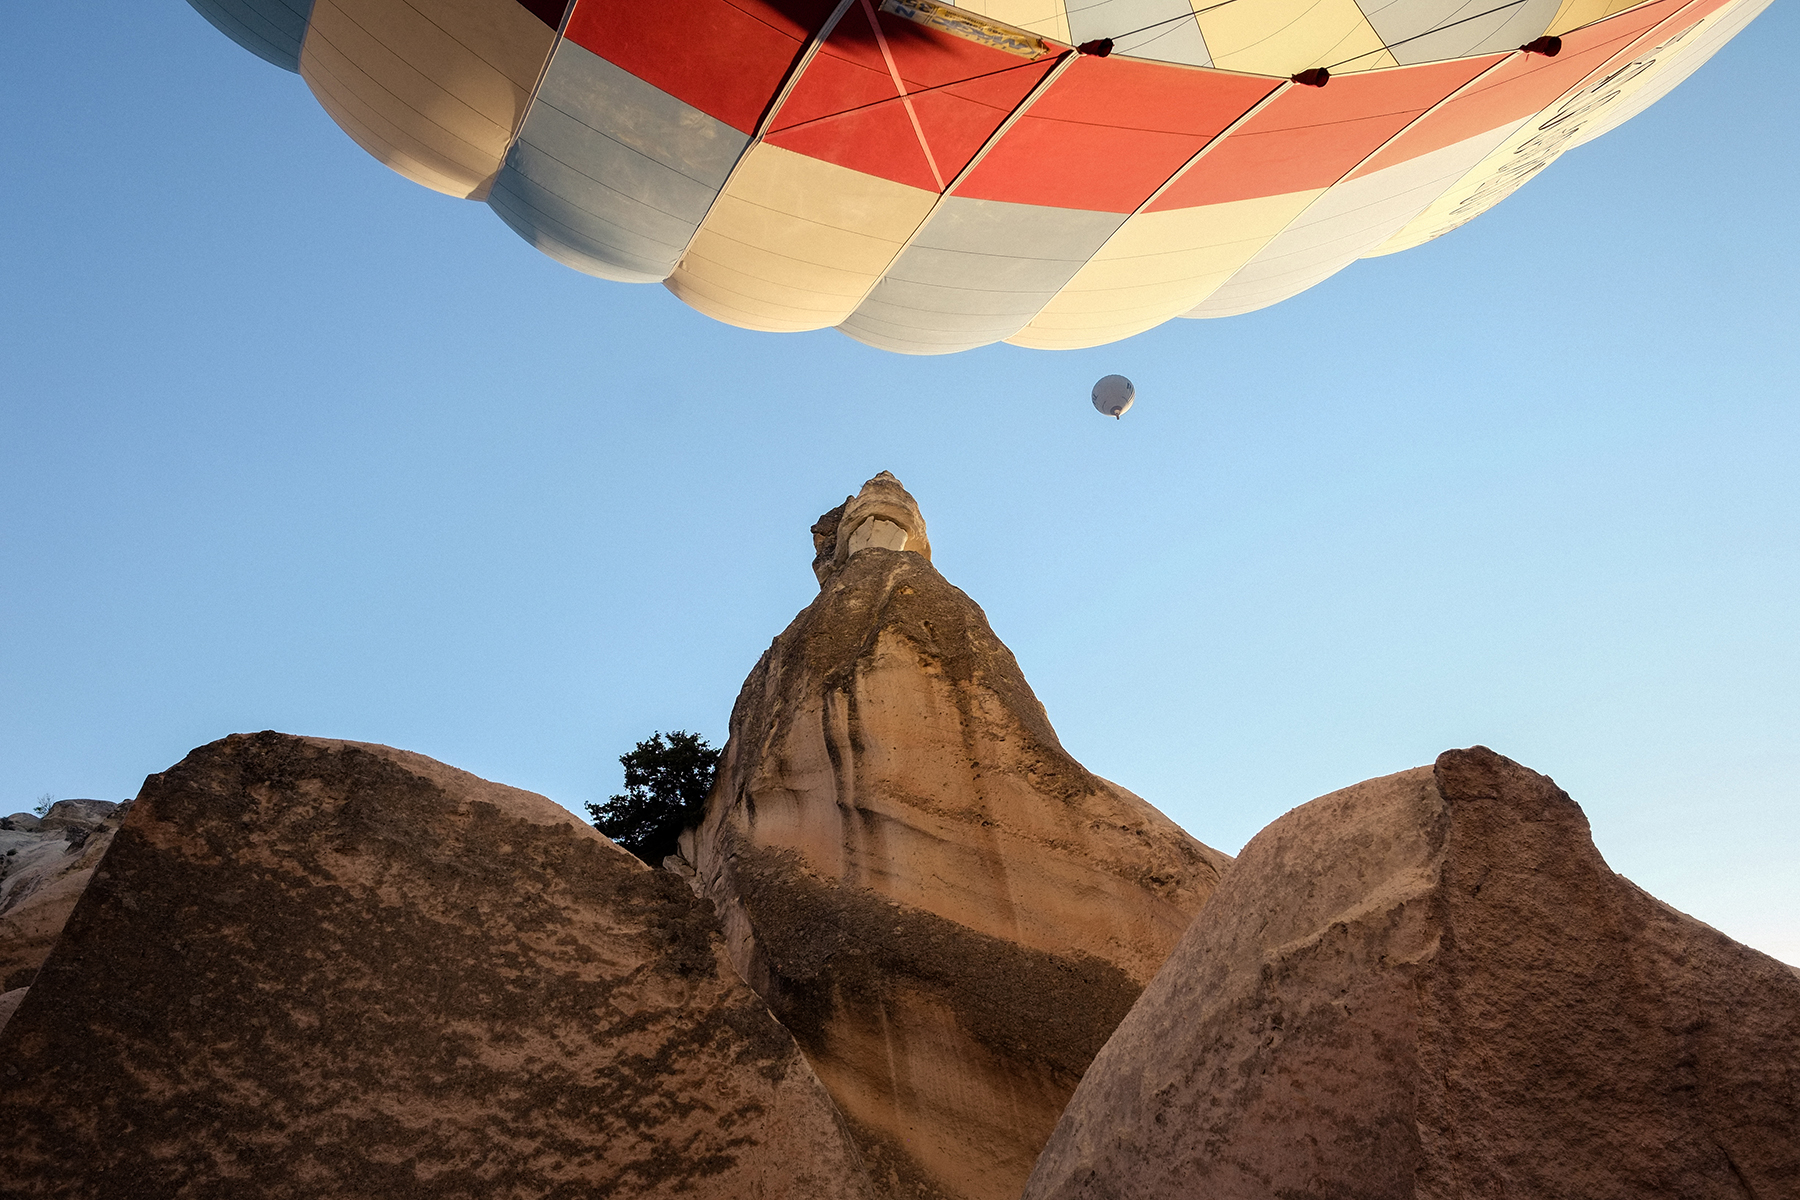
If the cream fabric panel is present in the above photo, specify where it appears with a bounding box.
[1186,126,1518,316]
[1008,191,1321,349]
[1549,0,1770,146]
[1546,0,1654,35]
[952,0,1072,41]
[1200,0,1396,74]
[1370,0,1759,257]
[299,0,556,200]
[666,144,938,333]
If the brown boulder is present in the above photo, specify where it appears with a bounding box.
[0,732,874,1200]
[34,797,122,833]
[1022,746,1800,1200]
[690,473,1230,1200]
[0,799,124,1003]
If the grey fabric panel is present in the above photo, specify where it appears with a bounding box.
[187,0,314,71]
[1187,126,1516,317]
[486,40,749,284]
[1066,0,1212,67]
[1357,0,1563,66]
[839,197,1126,354]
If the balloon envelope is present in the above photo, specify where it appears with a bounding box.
[1092,375,1135,418]
[189,0,1770,354]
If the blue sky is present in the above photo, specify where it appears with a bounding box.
[3,3,1795,961]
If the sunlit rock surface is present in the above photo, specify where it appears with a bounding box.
[0,798,124,1016]
[1022,746,1800,1200]
[0,733,874,1200]
[691,472,1230,1200]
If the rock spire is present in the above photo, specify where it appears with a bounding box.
[689,472,1229,1200]
[810,471,932,586]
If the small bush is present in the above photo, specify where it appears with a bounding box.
[586,731,721,865]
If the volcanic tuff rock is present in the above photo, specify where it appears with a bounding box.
[0,798,124,1010]
[0,733,874,1200]
[1022,746,1800,1200]
[809,469,934,586]
[689,472,1231,1200]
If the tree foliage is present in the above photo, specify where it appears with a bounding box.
[586,731,721,865]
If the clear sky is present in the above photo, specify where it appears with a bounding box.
[4,4,1795,962]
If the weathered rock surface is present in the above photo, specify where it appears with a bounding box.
[0,733,874,1200]
[691,473,1230,1200]
[0,985,27,1031]
[1022,746,1800,1200]
[0,798,124,1003]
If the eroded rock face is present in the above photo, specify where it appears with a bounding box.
[692,474,1230,1200]
[1022,746,1800,1200]
[0,733,874,1200]
[811,470,932,586]
[0,798,124,1004]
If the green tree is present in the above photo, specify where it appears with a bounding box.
[586,731,721,865]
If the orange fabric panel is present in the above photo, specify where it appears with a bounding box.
[563,0,836,133]
[955,56,1276,212]
[765,6,1060,192]
[1150,55,1501,212]
[1351,0,1714,176]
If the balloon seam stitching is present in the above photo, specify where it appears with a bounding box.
[833,48,1084,332]
[1185,47,1522,319]
[858,0,947,190]
[666,0,863,282]
[1006,77,1290,345]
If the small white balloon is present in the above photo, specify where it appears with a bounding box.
[1092,374,1135,419]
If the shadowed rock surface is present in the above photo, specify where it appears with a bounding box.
[1022,746,1800,1200]
[0,733,874,1200]
[0,799,124,1008]
[690,473,1230,1200]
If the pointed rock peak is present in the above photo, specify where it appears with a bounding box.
[701,481,1228,1200]
[811,471,931,586]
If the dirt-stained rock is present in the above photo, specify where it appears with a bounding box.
[0,799,124,1002]
[690,473,1230,1200]
[1021,746,1800,1200]
[0,986,27,1032]
[0,732,874,1200]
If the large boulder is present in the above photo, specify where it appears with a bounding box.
[0,798,124,1002]
[1022,746,1800,1200]
[690,473,1230,1200]
[0,733,874,1200]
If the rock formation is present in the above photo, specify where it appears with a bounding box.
[12,474,1788,1200]
[688,472,1231,1200]
[0,733,874,1200]
[1021,746,1800,1200]
[1,798,125,1020]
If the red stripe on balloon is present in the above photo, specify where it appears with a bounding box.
[1350,0,1705,177]
[765,5,1059,192]
[954,56,1276,213]
[562,0,839,133]
[1150,54,1500,211]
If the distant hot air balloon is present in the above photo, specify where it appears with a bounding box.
[1093,374,1135,419]
[188,0,1768,354]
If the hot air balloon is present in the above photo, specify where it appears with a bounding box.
[1093,374,1135,418]
[187,0,1768,353]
